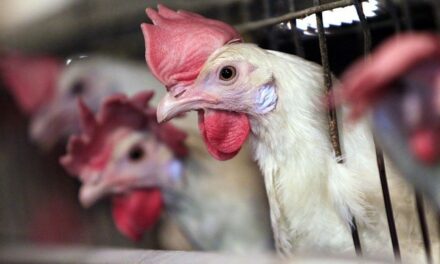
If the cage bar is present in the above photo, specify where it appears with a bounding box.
[400,0,413,31]
[398,1,435,261]
[353,0,404,261]
[236,0,360,32]
[384,0,402,33]
[352,0,371,54]
[314,4,342,160]
[375,146,401,261]
[415,193,433,264]
[433,0,440,33]
[313,0,362,256]
[287,0,305,57]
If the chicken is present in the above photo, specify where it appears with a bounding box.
[141,5,438,262]
[1,54,164,149]
[60,91,273,252]
[337,33,440,209]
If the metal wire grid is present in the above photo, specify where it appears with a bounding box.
[237,0,438,262]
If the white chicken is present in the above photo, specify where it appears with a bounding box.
[1,54,164,149]
[141,5,438,263]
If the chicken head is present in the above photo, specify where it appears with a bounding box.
[60,91,187,240]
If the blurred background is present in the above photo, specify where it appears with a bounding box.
[0,0,438,252]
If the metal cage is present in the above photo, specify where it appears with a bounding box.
[0,0,439,263]
[234,0,439,262]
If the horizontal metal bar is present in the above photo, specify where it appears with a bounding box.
[0,245,275,264]
[0,244,388,264]
[235,0,360,32]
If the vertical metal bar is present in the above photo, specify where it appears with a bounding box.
[314,1,343,160]
[350,217,362,256]
[433,0,440,32]
[314,0,362,256]
[263,0,277,50]
[375,146,401,261]
[415,193,433,264]
[384,0,401,33]
[353,0,371,54]
[352,0,402,260]
[399,1,435,260]
[287,0,305,57]
[400,0,413,31]
[239,1,251,23]
[290,20,305,57]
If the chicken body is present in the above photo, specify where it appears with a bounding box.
[158,43,438,262]
[166,114,273,252]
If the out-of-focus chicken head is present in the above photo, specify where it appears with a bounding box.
[338,33,440,164]
[30,57,120,149]
[142,5,277,160]
[60,91,188,240]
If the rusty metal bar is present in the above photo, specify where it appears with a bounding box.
[314,0,362,255]
[239,1,251,23]
[287,0,305,57]
[353,0,401,260]
[400,0,413,31]
[350,217,362,256]
[398,1,435,260]
[353,0,371,54]
[433,0,440,32]
[263,0,278,50]
[375,145,401,261]
[290,20,306,57]
[384,0,401,32]
[415,193,433,264]
[314,1,342,160]
[236,0,363,32]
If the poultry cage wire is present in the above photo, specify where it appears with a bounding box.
[235,0,439,262]
[0,0,438,262]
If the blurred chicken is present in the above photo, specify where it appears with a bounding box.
[0,54,164,149]
[141,5,438,262]
[338,33,440,209]
[60,91,273,252]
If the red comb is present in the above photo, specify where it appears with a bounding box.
[339,33,440,119]
[0,53,61,114]
[141,4,242,88]
[60,91,188,176]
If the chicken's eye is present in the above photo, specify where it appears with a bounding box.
[128,145,145,162]
[70,80,86,96]
[219,66,236,81]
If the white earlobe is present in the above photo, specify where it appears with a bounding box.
[255,82,277,114]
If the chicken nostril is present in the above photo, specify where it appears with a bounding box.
[174,89,186,99]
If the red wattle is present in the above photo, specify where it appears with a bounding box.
[410,129,440,165]
[111,189,163,241]
[198,110,250,161]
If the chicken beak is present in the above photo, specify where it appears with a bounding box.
[79,181,110,208]
[157,85,218,123]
